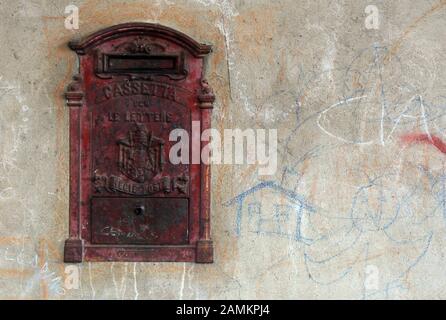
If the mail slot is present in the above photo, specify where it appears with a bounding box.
[91,198,188,245]
[64,23,215,263]
[105,55,179,73]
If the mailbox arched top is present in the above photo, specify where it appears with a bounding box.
[68,22,213,57]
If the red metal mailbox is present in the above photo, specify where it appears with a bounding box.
[64,23,215,263]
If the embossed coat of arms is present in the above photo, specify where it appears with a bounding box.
[117,124,164,183]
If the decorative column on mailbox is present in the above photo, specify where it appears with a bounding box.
[64,23,215,263]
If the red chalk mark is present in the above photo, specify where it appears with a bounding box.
[400,133,446,154]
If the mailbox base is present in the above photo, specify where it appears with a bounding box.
[196,240,214,263]
[63,243,214,263]
[71,243,213,262]
[64,239,84,263]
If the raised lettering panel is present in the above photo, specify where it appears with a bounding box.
[92,81,190,197]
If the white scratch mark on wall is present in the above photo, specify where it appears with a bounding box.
[321,35,337,81]
[133,262,139,300]
[317,95,371,144]
[193,0,257,116]
[111,262,129,299]
[419,95,432,140]
[111,262,118,298]
[179,262,186,300]
[187,263,195,299]
[120,262,128,299]
[88,262,95,299]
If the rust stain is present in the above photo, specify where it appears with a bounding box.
[308,175,318,203]
[239,164,258,182]
[385,0,446,63]
[234,6,278,60]
[38,239,48,299]
[0,269,34,277]
[0,236,31,245]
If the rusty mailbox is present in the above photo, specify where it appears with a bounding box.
[64,23,215,263]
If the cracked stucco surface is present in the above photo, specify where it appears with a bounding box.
[1,0,446,299]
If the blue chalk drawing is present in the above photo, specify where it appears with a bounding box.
[223,180,315,243]
[222,43,446,297]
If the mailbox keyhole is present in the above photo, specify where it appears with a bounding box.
[134,206,145,216]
